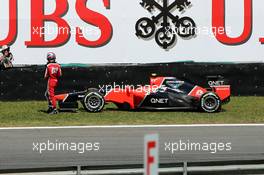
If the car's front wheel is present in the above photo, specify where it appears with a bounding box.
[82,89,105,112]
[200,92,221,113]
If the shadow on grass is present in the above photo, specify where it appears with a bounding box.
[38,110,48,114]
[38,106,227,114]
[38,109,78,114]
[104,107,227,114]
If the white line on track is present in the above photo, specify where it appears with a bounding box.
[0,124,264,130]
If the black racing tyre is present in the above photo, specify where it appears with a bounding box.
[200,92,221,113]
[82,89,105,112]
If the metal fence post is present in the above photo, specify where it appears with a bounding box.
[77,165,81,175]
[183,162,188,175]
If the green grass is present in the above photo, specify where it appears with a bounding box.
[0,97,264,127]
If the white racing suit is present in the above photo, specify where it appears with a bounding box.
[0,53,13,68]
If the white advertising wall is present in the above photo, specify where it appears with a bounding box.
[0,0,263,64]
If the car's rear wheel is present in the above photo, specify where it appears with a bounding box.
[82,89,105,112]
[200,92,221,113]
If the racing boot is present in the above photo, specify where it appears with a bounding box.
[46,106,53,113]
[49,108,58,115]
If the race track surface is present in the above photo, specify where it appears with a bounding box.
[0,125,264,170]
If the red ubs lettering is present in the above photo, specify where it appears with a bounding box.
[0,0,113,47]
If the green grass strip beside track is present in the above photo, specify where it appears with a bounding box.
[0,97,263,127]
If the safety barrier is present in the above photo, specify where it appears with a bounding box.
[1,62,264,101]
[1,161,264,175]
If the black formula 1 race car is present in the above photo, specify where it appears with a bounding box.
[55,75,231,113]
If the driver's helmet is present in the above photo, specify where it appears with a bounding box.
[1,45,10,53]
[47,52,56,62]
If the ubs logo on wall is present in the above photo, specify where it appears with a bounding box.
[135,0,196,50]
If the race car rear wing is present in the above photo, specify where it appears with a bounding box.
[206,75,229,87]
[206,75,231,102]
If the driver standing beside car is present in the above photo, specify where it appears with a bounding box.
[44,52,62,115]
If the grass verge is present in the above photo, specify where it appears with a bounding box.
[0,97,264,127]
